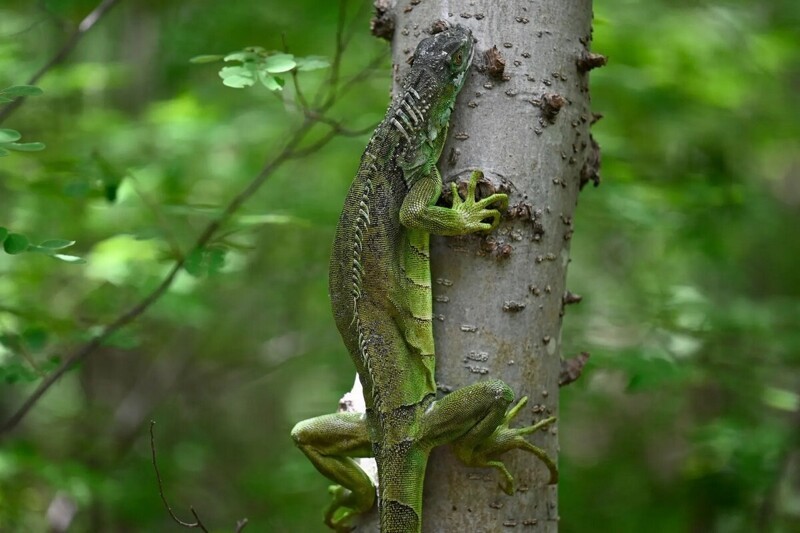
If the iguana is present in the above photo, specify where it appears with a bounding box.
[291,25,558,533]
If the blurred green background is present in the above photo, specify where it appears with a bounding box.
[1,0,798,531]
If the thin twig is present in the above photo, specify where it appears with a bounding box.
[322,0,349,107]
[281,33,309,111]
[16,342,45,378]
[0,17,47,39]
[149,421,211,532]
[303,110,378,137]
[335,52,390,101]
[340,0,371,52]
[0,0,124,126]
[127,172,185,261]
[289,120,377,161]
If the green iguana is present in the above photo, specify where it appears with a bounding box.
[292,25,558,532]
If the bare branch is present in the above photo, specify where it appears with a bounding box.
[324,0,349,106]
[303,109,378,137]
[0,0,124,126]
[282,33,310,112]
[150,421,210,532]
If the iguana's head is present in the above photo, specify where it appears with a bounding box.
[408,25,474,93]
[398,25,475,142]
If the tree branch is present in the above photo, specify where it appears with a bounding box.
[150,421,248,532]
[0,0,124,126]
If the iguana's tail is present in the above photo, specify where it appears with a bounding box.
[375,440,430,533]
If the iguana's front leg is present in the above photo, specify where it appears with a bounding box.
[291,413,375,531]
[400,170,508,236]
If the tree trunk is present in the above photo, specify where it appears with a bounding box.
[359,1,595,530]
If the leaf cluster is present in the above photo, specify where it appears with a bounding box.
[0,86,45,156]
[191,48,330,90]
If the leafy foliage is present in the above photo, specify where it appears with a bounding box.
[191,47,330,89]
[0,86,46,156]
[0,227,85,262]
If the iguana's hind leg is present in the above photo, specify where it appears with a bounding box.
[418,379,557,494]
[291,412,375,531]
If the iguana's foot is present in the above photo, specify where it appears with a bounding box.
[450,170,509,232]
[453,396,558,494]
[324,484,375,532]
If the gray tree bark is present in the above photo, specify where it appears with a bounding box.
[357,1,596,531]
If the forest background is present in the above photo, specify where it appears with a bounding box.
[0,0,798,531]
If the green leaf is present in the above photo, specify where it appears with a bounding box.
[222,75,256,88]
[296,56,330,71]
[224,51,258,63]
[0,85,43,98]
[0,361,38,384]
[5,142,45,152]
[0,129,22,143]
[219,65,248,78]
[3,233,29,254]
[763,387,800,412]
[0,96,12,103]
[219,66,255,88]
[52,254,86,264]
[91,151,124,203]
[189,54,225,64]
[258,72,283,91]
[0,227,7,242]
[42,355,61,373]
[184,246,227,276]
[22,327,48,352]
[38,239,76,250]
[207,247,227,274]
[0,148,8,157]
[263,54,296,73]
[184,248,205,277]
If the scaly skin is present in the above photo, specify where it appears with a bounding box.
[291,26,557,532]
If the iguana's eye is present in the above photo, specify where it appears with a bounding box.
[453,51,463,67]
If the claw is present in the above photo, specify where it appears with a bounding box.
[516,416,556,436]
[517,441,559,485]
[323,485,371,532]
[450,181,461,205]
[504,396,528,424]
[486,460,515,495]
[467,170,482,199]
